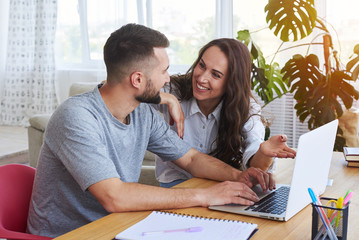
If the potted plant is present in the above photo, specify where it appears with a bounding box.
[237,0,359,150]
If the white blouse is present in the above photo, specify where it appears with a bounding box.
[153,88,274,183]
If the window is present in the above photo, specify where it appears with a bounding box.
[232,0,359,147]
[326,1,359,108]
[56,0,223,73]
[232,0,312,147]
[55,0,358,148]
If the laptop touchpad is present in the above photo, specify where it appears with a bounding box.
[252,184,275,200]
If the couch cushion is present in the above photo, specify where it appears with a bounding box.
[69,82,99,97]
[29,114,52,131]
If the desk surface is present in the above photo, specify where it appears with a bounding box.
[55,152,359,240]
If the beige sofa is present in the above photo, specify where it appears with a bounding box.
[27,82,158,186]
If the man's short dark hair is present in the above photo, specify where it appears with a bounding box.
[103,23,169,82]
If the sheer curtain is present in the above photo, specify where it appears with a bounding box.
[0,0,10,102]
[0,0,58,126]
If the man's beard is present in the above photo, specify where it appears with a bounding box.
[135,78,161,104]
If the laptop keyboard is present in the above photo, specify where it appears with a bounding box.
[245,186,290,215]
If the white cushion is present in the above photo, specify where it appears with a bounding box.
[69,82,99,97]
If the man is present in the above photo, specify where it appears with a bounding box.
[27,23,274,238]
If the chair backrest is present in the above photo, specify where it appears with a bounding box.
[0,164,51,240]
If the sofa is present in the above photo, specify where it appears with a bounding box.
[27,82,159,186]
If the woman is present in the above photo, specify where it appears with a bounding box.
[156,38,295,188]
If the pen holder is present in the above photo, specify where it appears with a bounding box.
[311,197,349,240]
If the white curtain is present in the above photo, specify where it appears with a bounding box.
[0,0,10,103]
[0,0,58,126]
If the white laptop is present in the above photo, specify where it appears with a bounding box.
[209,119,338,221]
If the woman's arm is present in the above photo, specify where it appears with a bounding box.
[242,100,296,171]
[249,135,296,170]
[173,148,275,192]
[159,91,185,138]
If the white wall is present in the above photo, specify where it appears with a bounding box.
[0,0,10,100]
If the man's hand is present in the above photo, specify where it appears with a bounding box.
[238,167,275,192]
[199,181,260,207]
[160,92,184,138]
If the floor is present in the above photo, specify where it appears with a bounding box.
[0,125,29,165]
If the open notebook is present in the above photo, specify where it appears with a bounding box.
[114,211,258,240]
[209,119,338,221]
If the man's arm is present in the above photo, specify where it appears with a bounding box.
[88,148,276,213]
[88,176,258,213]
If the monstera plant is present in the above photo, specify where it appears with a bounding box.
[237,0,359,150]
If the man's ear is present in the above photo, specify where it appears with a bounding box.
[129,71,143,89]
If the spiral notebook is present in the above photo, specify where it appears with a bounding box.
[114,211,258,240]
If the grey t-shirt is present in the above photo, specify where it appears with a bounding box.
[27,86,191,238]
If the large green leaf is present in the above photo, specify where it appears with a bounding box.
[237,30,288,104]
[282,54,359,130]
[334,128,346,151]
[237,30,251,46]
[346,44,359,80]
[265,62,288,98]
[265,0,317,42]
[251,63,288,104]
[251,64,270,102]
[237,30,264,63]
[282,54,321,101]
[330,70,359,110]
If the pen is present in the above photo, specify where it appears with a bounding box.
[317,197,338,240]
[313,190,353,240]
[344,189,351,199]
[141,226,203,236]
[308,188,338,240]
[333,191,353,236]
[335,197,343,233]
[314,211,338,240]
[314,191,353,240]
[343,191,353,205]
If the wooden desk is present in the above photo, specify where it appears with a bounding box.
[55,152,359,240]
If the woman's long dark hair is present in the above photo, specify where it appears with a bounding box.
[170,38,255,168]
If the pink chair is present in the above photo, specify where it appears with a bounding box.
[0,164,52,240]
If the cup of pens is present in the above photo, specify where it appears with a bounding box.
[309,189,352,240]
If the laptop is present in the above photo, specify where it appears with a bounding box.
[209,119,338,221]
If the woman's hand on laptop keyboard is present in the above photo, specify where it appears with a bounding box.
[238,167,276,192]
